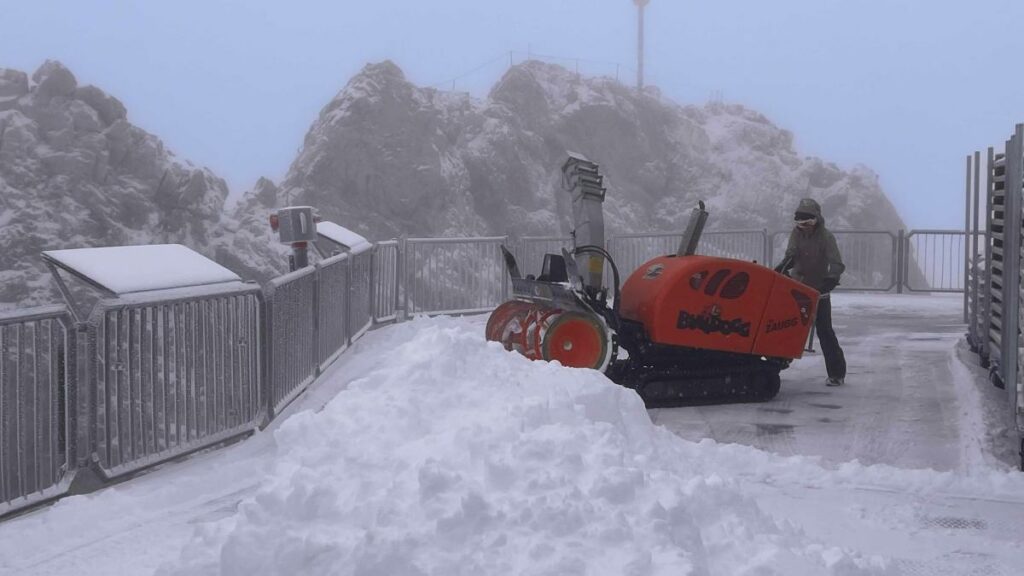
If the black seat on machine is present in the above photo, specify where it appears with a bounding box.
[537,253,568,282]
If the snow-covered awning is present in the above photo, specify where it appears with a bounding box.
[42,244,241,295]
[316,221,373,255]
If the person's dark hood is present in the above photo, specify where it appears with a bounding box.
[796,198,825,227]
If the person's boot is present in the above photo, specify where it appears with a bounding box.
[826,377,844,387]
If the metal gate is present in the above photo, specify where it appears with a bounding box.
[0,306,74,516]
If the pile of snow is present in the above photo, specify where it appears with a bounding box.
[160,316,893,575]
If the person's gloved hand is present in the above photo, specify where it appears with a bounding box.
[820,277,839,294]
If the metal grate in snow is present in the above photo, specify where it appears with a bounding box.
[894,553,1005,576]
[919,515,988,530]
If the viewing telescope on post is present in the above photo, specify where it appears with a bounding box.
[269,206,319,271]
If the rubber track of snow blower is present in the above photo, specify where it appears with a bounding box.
[608,359,784,408]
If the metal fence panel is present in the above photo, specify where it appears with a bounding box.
[517,237,572,279]
[349,250,374,341]
[1005,126,1024,433]
[404,237,507,316]
[967,254,989,352]
[904,231,978,292]
[266,268,318,417]
[317,254,350,370]
[771,230,897,291]
[607,233,681,280]
[701,230,768,264]
[608,230,768,282]
[988,154,1007,374]
[373,241,399,323]
[0,306,73,516]
[89,285,262,480]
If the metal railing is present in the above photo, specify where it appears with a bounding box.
[268,248,379,419]
[770,230,899,292]
[607,233,682,279]
[317,254,351,371]
[265,267,318,418]
[701,230,768,264]
[3,215,1011,515]
[349,250,374,341]
[963,124,1024,467]
[373,241,400,323]
[403,237,508,316]
[904,231,975,292]
[0,306,74,516]
[517,236,572,279]
[87,285,263,479]
[606,230,768,281]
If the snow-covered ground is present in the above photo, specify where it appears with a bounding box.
[1,293,1022,575]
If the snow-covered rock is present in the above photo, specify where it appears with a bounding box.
[0,60,280,309]
[1,59,910,310]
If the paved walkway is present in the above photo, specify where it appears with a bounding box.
[650,293,1024,574]
[650,292,1015,472]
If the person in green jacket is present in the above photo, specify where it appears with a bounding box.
[775,198,847,386]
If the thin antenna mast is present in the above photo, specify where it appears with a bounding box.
[634,0,650,90]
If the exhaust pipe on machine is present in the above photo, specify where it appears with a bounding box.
[676,201,708,257]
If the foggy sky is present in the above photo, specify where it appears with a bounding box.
[2,0,1022,228]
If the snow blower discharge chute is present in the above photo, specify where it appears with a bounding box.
[486,153,820,406]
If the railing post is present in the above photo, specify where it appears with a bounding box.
[762,228,770,266]
[895,229,905,294]
[312,264,321,378]
[369,246,377,326]
[965,154,973,322]
[983,147,995,362]
[399,235,408,321]
[973,150,982,333]
[501,235,510,302]
[345,257,353,347]
[262,290,275,422]
[73,322,91,470]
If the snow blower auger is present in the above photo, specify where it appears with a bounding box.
[486,153,821,407]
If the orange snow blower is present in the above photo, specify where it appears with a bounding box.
[486,153,819,406]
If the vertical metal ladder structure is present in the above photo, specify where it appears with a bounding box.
[984,125,1024,468]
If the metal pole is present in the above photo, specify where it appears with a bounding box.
[635,0,649,90]
[965,155,972,323]
[400,235,409,320]
[312,264,321,377]
[896,229,905,294]
[973,150,982,334]
[983,147,995,363]
[290,243,309,271]
[345,258,353,347]
[72,321,88,470]
[262,293,275,422]
[369,247,378,325]
[46,264,83,323]
[500,236,510,302]
[1002,125,1023,414]
[762,228,769,266]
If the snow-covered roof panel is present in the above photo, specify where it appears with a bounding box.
[317,221,373,255]
[43,244,241,295]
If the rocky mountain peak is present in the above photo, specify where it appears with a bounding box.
[236,59,907,281]
[1,58,911,309]
[0,60,264,309]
